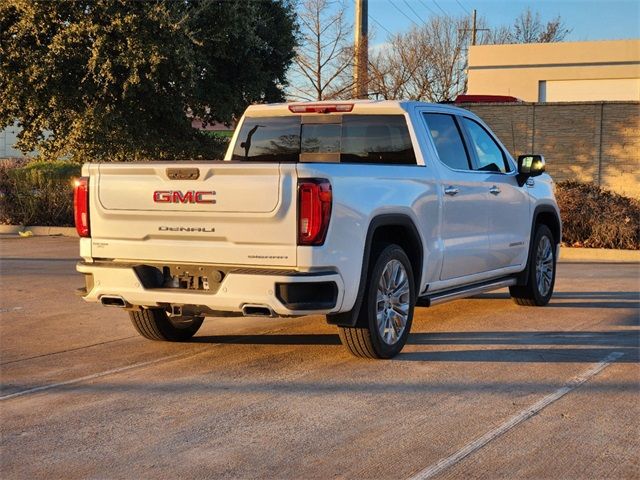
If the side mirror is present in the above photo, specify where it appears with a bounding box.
[517,154,545,186]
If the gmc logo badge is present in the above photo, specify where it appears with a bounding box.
[153,191,216,204]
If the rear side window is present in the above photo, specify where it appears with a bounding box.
[231,117,300,162]
[423,113,471,171]
[231,114,416,165]
[461,117,510,173]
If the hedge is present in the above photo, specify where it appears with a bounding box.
[555,181,639,250]
[0,159,81,226]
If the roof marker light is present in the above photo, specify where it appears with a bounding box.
[288,104,354,113]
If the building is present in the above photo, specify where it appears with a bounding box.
[467,39,640,102]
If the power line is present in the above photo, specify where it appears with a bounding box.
[432,0,449,17]
[369,14,394,37]
[388,0,420,27]
[416,0,437,16]
[402,0,427,25]
[455,0,471,15]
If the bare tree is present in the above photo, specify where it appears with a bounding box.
[512,8,571,43]
[481,24,511,45]
[368,16,471,102]
[368,29,431,100]
[287,0,353,101]
[338,5,571,104]
[485,8,571,44]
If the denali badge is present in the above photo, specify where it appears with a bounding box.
[159,226,215,232]
[153,190,216,204]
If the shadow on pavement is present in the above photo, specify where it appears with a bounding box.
[188,289,640,362]
[473,290,639,308]
[191,330,639,363]
[192,334,341,346]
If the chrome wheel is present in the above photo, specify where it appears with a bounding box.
[376,259,410,345]
[535,236,554,297]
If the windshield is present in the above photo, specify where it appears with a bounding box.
[231,115,416,165]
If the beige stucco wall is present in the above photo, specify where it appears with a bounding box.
[543,78,640,101]
[467,39,640,102]
[460,101,640,198]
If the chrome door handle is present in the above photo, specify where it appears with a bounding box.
[489,186,501,195]
[444,186,459,196]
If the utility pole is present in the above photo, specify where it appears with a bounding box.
[469,9,489,46]
[354,0,368,99]
[471,8,477,45]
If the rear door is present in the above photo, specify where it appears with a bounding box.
[422,112,492,280]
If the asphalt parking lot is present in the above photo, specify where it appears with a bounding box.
[1,236,638,479]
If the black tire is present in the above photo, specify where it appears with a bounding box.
[129,308,203,341]
[509,224,556,306]
[338,244,416,359]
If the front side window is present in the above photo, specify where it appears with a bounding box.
[461,117,510,173]
[423,113,471,171]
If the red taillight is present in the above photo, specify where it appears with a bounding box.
[73,177,90,237]
[288,103,354,114]
[298,179,332,246]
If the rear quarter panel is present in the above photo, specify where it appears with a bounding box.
[295,162,441,311]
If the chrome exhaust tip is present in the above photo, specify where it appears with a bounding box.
[242,304,275,317]
[100,295,128,308]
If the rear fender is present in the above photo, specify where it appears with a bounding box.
[327,214,423,327]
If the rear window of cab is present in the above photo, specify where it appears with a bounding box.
[231,115,416,165]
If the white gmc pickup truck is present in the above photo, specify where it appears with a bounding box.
[75,100,561,359]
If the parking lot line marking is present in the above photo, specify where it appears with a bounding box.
[408,351,624,480]
[0,350,202,401]
[0,336,138,366]
[0,324,296,402]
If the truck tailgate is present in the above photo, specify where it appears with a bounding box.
[89,162,297,267]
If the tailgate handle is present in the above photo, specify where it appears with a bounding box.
[166,168,200,180]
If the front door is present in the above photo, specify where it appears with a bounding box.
[458,116,530,270]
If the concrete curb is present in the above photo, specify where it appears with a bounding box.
[560,247,640,263]
[0,225,77,237]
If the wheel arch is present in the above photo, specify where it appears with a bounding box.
[535,206,562,246]
[327,213,423,327]
[516,204,562,286]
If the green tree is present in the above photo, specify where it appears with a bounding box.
[0,0,297,161]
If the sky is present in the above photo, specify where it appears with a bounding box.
[356,0,640,44]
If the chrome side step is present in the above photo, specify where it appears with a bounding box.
[420,277,517,307]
